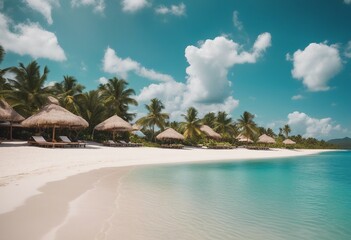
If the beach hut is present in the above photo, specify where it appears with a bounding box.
[200,125,222,140]
[156,128,185,141]
[21,99,88,142]
[0,99,25,140]
[236,134,253,143]
[94,115,133,140]
[283,139,296,145]
[258,134,276,144]
[132,124,141,131]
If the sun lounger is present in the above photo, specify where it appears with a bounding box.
[29,136,68,148]
[59,136,86,148]
[102,140,123,147]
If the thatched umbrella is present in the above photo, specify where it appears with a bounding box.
[94,115,133,140]
[236,133,253,143]
[258,134,276,144]
[200,125,222,140]
[21,101,88,142]
[283,139,296,145]
[0,99,25,140]
[132,124,141,131]
[156,128,185,142]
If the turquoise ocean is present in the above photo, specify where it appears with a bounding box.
[114,151,351,240]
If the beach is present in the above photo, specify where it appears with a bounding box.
[0,142,336,240]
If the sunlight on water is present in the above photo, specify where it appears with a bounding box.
[113,151,351,240]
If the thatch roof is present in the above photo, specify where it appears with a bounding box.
[94,115,133,132]
[0,99,25,122]
[236,133,253,143]
[47,96,60,105]
[132,123,141,131]
[156,128,185,141]
[258,134,276,144]
[21,104,88,128]
[200,125,221,139]
[283,139,296,145]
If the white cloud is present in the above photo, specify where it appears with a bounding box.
[233,10,243,31]
[345,41,351,58]
[44,80,56,87]
[287,111,343,139]
[24,0,59,24]
[344,0,351,4]
[155,3,186,16]
[0,13,66,61]
[71,0,105,13]
[291,94,303,100]
[102,47,175,82]
[98,76,108,84]
[136,33,271,120]
[288,42,342,92]
[121,0,149,13]
[184,33,271,104]
[81,61,87,71]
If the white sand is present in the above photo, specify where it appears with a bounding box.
[0,141,333,214]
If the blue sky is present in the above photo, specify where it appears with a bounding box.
[0,0,350,140]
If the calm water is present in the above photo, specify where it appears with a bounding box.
[115,151,351,240]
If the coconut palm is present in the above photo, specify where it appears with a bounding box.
[6,61,51,117]
[0,45,4,63]
[180,107,202,140]
[136,98,169,140]
[214,111,236,138]
[53,75,85,114]
[236,111,258,141]
[283,124,291,138]
[201,112,216,128]
[99,77,138,121]
[76,90,106,133]
[266,128,276,137]
[0,45,11,98]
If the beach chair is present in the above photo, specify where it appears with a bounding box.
[30,136,67,148]
[59,136,86,148]
[103,140,120,147]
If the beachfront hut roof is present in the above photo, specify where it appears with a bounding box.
[94,115,133,132]
[21,104,88,128]
[47,96,60,105]
[156,128,185,141]
[283,139,296,145]
[200,125,222,139]
[132,123,141,131]
[236,133,253,143]
[0,99,25,122]
[258,134,276,144]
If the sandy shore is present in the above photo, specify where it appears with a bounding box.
[0,141,333,215]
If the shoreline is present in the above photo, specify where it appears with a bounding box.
[0,141,338,214]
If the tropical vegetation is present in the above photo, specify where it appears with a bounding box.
[0,45,337,149]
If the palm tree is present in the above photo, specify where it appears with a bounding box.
[99,77,138,121]
[53,75,85,114]
[6,61,51,117]
[0,45,11,98]
[214,111,236,138]
[236,111,258,141]
[266,128,276,137]
[0,45,4,63]
[201,112,216,128]
[76,90,106,134]
[180,107,202,140]
[283,124,291,138]
[136,98,169,140]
